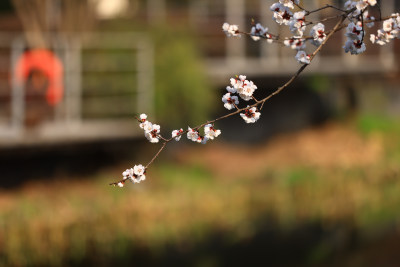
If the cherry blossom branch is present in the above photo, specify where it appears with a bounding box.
[259,15,346,105]
[111,1,400,187]
[110,15,347,187]
[360,11,366,42]
[377,3,382,21]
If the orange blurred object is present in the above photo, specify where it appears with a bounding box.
[14,49,64,106]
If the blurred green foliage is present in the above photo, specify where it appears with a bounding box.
[83,20,215,125]
[357,114,400,135]
[357,113,400,163]
[151,26,215,127]
[307,75,331,93]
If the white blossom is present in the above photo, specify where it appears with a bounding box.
[120,164,146,185]
[222,22,241,37]
[383,18,396,32]
[145,124,160,143]
[343,40,366,55]
[139,113,148,129]
[226,76,258,102]
[249,24,274,43]
[226,86,236,94]
[295,50,310,64]
[356,1,368,11]
[370,31,388,45]
[356,0,376,11]
[139,113,147,121]
[310,23,326,46]
[366,0,376,6]
[133,164,145,176]
[370,29,392,45]
[265,34,275,44]
[284,37,306,50]
[344,0,356,10]
[345,22,363,41]
[270,3,293,25]
[132,164,146,183]
[344,0,361,16]
[237,80,257,101]
[289,11,306,37]
[187,127,199,142]
[250,23,269,41]
[240,106,261,123]
[122,168,134,180]
[172,128,184,141]
[370,14,400,46]
[230,75,246,90]
[222,92,239,110]
[204,124,221,140]
[142,121,153,133]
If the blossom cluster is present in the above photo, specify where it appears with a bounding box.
[171,128,184,141]
[240,106,261,123]
[223,0,340,64]
[270,1,298,26]
[250,23,274,43]
[222,22,240,37]
[370,13,400,45]
[222,75,261,124]
[139,113,161,143]
[342,1,374,55]
[269,1,313,64]
[295,50,310,64]
[343,21,366,55]
[226,75,258,101]
[310,23,327,46]
[222,0,398,63]
[342,0,379,54]
[187,124,221,144]
[117,164,146,187]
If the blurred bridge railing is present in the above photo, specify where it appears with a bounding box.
[0,32,153,147]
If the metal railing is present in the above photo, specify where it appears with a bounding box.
[0,32,154,146]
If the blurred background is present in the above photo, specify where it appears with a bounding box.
[0,0,400,266]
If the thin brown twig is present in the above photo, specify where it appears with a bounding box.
[145,142,167,169]
[360,11,365,42]
[306,14,343,25]
[306,4,347,15]
[294,2,309,13]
